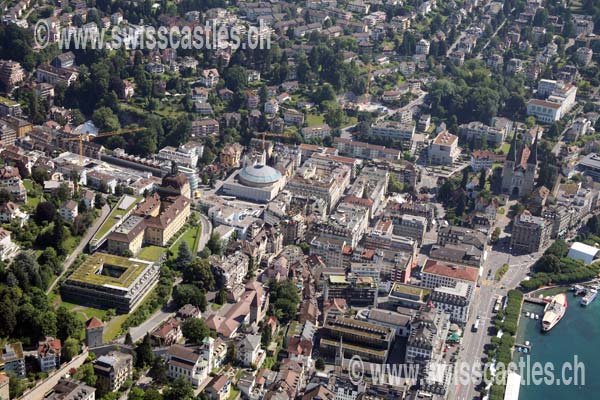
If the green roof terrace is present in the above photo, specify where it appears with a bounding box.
[66,252,154,289]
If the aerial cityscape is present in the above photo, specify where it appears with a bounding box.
[0,0,599,399]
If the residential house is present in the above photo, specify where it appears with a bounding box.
[151,317,182,346]
[93,351,133,393]
[60,200,79,223]
[235,334,263,368]
[37,337,61,372]
[166,344,210,388]
[200,69,220,88]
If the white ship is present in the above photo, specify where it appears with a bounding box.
[581,289,597,306]
[542,293,567,332]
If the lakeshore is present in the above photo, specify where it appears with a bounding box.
[515,292,599,399]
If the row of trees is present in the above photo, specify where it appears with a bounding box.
[485,290,523,400]
[521,240,600,290]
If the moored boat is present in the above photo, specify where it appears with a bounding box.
[542,294,567,332]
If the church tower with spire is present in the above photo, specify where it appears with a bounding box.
[501,133,518,193]
[500,132,537,197]
[523,134,538,194]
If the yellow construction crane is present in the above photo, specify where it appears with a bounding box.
[64,127,146,166]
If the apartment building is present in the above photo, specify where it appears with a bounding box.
[510,211,552,254]
[37,337,61,372]
[405,306,450,363]
[192,118,219,136]
[166,344,211,387]
[393,214,427,244]
[287,159,351,212]
[0,342,25,378]
[334,137,401,161]
[470,150,505,171]
[210,251,250,289]
[309,235,346,268]
[458,121,507,146]
[36,64,78,86]
[94,351,133,393]
[437,225,486,250]
[420,259,478,298]
[0,60,24,87]
[157,145,202,168]
[301,124,331,141]
[430,282,471,325]
[429,131,460,165]
[323,275,378,307]
[59,200,78,223]
[45,379,95,400]
[320,316,393,363]
[371,120,415,143]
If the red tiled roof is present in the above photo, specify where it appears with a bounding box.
[38,337,61,357]
[85,317,104,329]
[423,259,478,282]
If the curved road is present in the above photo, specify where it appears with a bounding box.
[197,213,212,255]
[120,213,213,343]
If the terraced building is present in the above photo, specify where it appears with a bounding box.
[61,252,159,313]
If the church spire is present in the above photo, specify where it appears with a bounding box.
[527,132,538,164]
[506,131,518,162]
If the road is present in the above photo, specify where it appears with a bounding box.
[121,214,212,343]
[197,213,212,255]
[476,17,510,59]
[125,278,183,343]
[46,204,110,294]
[452,246,539,400]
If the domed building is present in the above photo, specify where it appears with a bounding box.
[221,156,286,203]
[238,164,282,187]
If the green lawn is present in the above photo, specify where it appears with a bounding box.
[104,314,129,342]
[64,235,80,254]
[23,179,34,191]
[211,303,222,311]
[54,295,109,324]
[499,143,511,155]
[342,116,358,128]
[495,264,509,281]
[170,223,201,257]
[137,245,166,262]
[228,387,240,400]
[93,196,141,241]
[23,179,42,209]
[306,113,325,127]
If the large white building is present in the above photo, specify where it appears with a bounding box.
[430,282,471,325]
[429,131,460,165]
[420,259,478,298]
[221,158,286,203]
[157,144,203,168]
[371,120,415,143]
[166,342,212,388]
[567,242,599,265]
[527,83,577,123]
